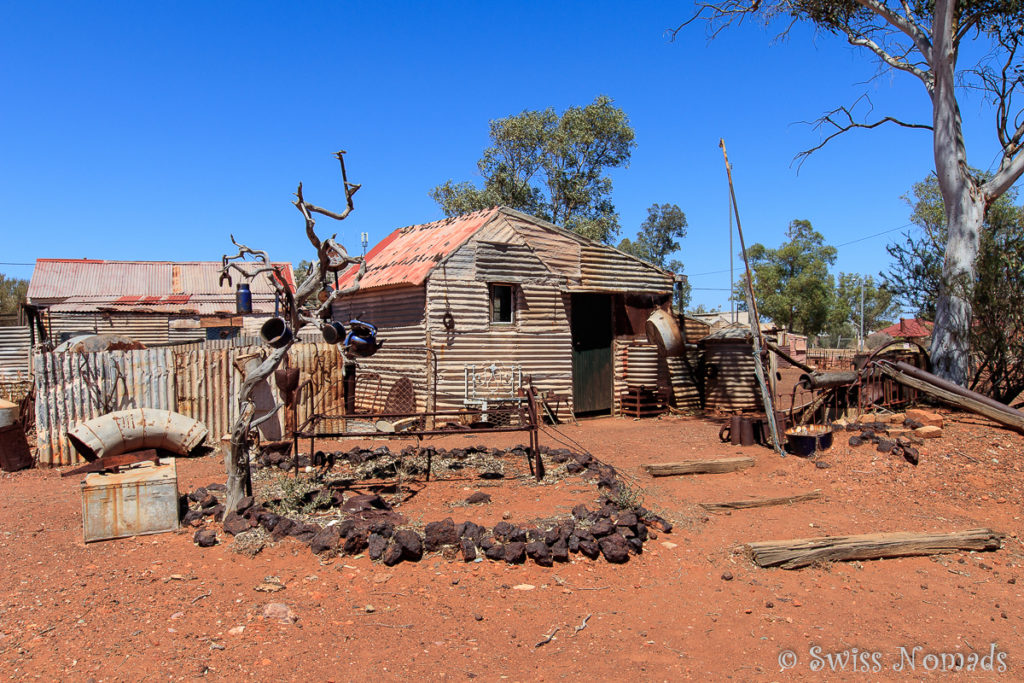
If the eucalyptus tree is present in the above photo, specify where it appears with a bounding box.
[677,0,1024,385]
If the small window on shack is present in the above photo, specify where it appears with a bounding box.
[489,284,515,324]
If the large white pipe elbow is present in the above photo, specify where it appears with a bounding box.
[67,409,209,462]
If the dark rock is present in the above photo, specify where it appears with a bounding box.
[572,451,593,466]
[256,512,280,532]
[310,525,343,554]
[504,541,526,564]
[550,539,569,563]
[599,534,630,563]
[634,524,648,542]
[465,492,491,505]
[343,530,368,555]
[549,449,571,463]
[492,521,515,542]
[193,529,218,547]
[589,518,615,537]
[393,529,423,561]
[647,516,673,533]
[335,519,358,539]
[479,536,496,551]
[626,536,644,555]
[721,571,734,581]
[565,462,586,475]
[572,504,591,520]
[460,521,484,544]
[815,461,832,469]
[205,504,225,521]
[368,533,387,561]
[876,438,895,453]
[860,429,875,441]
[206,482,227,492]
[567,533,581,553]
[460,538,477,562]
[479,471,504,480]
[188,488,208,503]
[615,511,638,528]
[424,518,459,552]
[197,493,219,509]
[367,520,394,538]
[616,525,635,539]
[182,509,204,525]
[542,527,560,545]
[243,503,265,521]
[577,537,600,559]
[329,490,346,508]
[509,527,528,543]
[596,467,619,490]
[292,523,321,544]
[845,423,862,432]
[222,511,253,536]
[484,543,505,561]
[905,418,923,429]
[848,435,864,447]
[271,517,295,540]
[525,541,552,567]
[278,459,294,470]
[234,496,255,515]
[382,542,404,567]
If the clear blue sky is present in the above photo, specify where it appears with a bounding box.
[0,2,1012,311]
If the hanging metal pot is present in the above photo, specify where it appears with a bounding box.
[260,318,293,349]
[320,321,346,344]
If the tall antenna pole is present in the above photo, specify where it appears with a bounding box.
[720,139,784,456]
[729,189,735,323]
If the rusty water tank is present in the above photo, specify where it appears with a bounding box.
[645,309,685,357]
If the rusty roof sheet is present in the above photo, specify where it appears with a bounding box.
[27,259,294,304]
[878,318,933,338]
[336,208,499,291]
[46,294,279,315]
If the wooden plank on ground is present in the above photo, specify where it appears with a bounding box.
[701,489,822,512]
[747,528,1004,569]
[644,456,755,477]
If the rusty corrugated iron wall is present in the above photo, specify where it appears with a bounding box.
[0,326,32,380]
[34,340,354,466]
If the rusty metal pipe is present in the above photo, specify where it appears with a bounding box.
[798,371,859,391]
[67,409,209,462]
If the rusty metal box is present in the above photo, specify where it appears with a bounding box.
[81,459,179,542]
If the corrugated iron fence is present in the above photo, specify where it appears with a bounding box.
[0,326,32,380]
[34,341,359,466]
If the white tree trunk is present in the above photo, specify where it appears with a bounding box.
[928,0,981,386]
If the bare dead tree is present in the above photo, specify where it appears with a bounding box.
[219,151,366,511]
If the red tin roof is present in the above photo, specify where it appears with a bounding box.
[878,318,933,338]
[336,207,500,291]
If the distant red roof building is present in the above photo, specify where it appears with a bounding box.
[878,318,933,339]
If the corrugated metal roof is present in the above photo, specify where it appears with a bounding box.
[28,259,294,309]
[336,208,500,291]
[46,294,278,315]
[878,318,932,338]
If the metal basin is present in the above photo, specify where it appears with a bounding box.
[784,425,834,457]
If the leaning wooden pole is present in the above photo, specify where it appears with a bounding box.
[719,139,784,456]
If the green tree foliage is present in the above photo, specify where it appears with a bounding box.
[618,203,691,310]
[0,274,29,319]
[430,96,636,243]
[885,173,1024,402]
[739,220,837,335]
[822,273,900,347]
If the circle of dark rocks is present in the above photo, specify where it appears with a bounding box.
[184,444,672,566]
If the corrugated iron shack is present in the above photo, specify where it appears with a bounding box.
[26,259,295,346]
[332,207,694,417]
[700,325,778,414]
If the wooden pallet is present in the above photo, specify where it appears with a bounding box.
[619,386,667,418]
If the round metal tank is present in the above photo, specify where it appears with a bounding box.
[625,345,660,388]
[645,309,685,357]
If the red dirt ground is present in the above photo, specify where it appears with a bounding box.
[1,410,1022,680]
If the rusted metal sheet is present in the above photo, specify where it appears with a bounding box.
[703,339,762,413]
[80,459,179,542]
[0,326,31,379]
[29,259,291,301]
[502,212,582,283]
[35,347,176,466]
[578,245,673,294]
[336,208,499,291]
[67,408,208,461]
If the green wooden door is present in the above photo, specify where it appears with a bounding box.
[571,293,613,415]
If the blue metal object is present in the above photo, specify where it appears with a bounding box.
[343,319,381,357]
[235,283,253,314]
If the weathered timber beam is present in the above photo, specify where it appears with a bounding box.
[644,456,755,477]
[747,528,1004,569]
[876,364,1024,433]
[700,489,822,512]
